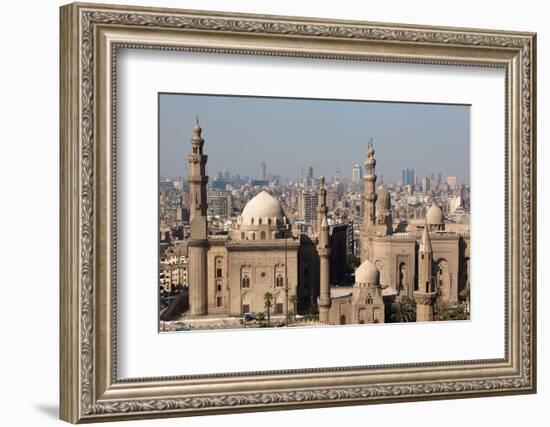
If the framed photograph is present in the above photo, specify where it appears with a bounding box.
[60,2,537,423]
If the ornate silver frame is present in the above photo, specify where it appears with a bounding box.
[60,2,537,423]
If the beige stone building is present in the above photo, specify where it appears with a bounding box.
[323,142,470,325]
[185,120,319,318]
[184,121,469,325]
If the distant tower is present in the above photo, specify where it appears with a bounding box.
[334,162,341,184]
[317,177,331,324]
[316,176,328,234]
[363,139,377,226]
[352,164,362,184]
[261,161,266,181]
[414,223,436,321]
[422,176,431,195]
[187,117,209,316]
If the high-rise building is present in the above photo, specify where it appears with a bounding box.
[207,190,231,217]
[299,189,318,224]
[334,166,341,184]
[401,167,416,186]
[422,176,431,194]
[261,161,266,180]
[301,166,313,187]
[447,176,458,189]
[352,164,362,184]
[160,180,174,192]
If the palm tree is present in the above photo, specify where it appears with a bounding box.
[289,294,297,322]
[390,296,416,323]
[263,292,274,326]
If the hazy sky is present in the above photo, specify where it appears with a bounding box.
[159,93,470,184]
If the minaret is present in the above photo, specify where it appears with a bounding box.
[316,176,328,235]
[318,216,331,324]
[317,177,331,324]
[414,223,436,322]
[363,139,377,226]
[375,184,393,236]
[361,139,377,261]
[187,117,209,316]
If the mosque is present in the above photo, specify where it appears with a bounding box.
[185,120,470,324]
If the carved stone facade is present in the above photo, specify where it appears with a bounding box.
[324,142,469,324]
[186,123,317,318]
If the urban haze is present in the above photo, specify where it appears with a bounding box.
[160,94,470,184]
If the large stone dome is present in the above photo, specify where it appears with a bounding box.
[426,202,444,225]
[240,191,286,226]
[376,185,391,210]
[355,259,379,284]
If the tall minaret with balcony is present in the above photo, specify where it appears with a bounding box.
[187,117,209,316]
[317,177,331,324]
[316,175,328,234]
[414,223,436,321]
[361,139,377,261]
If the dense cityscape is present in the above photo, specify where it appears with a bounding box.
[159,120,470,331]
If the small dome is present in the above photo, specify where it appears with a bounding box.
[426,203,444,224]
[376,185,391,210]
[241,191,285,226]
[355,259,379,284]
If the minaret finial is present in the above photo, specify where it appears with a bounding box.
[367,137,375,159]
[193,116,202,133]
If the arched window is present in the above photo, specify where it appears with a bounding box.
[250,217,254,225]
[241,232,245,239]
[267,218,272,225]
[260,231,266,240]
[258,218,262,225]
[398,262,406,292]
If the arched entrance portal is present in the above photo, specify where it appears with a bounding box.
[398,262,408,295]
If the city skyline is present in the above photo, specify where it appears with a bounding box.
[159,114,471,330]
[159,94,470,184]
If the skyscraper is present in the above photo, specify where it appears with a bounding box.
[352,164,362,183]
[334,165,341,184]
[301,166,313,187]
[261,161,266,180]
[401,167,416,186]
[299,189,318,224]
[422,176,431,194]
